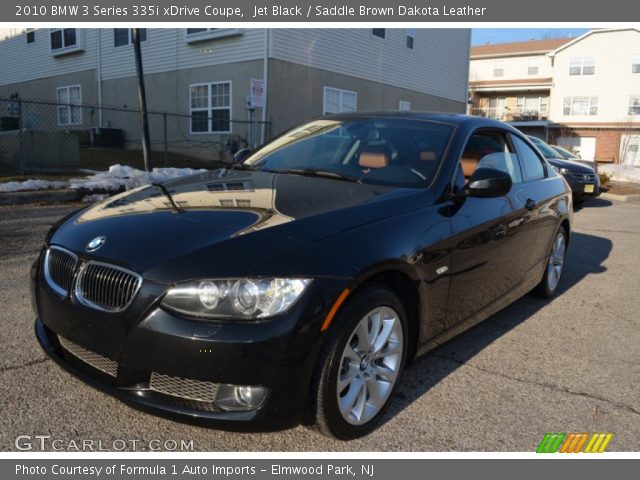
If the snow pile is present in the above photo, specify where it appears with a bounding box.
[599,164,640,184]
[0,164,207,193]
[82,193,109,203]
[68,164,207,191]
[0,179,68,193]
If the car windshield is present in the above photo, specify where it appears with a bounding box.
[553,145,578,159]
[242,117,454,188]
[528,136,562,159]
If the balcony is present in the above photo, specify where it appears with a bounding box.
[471,108,549,123]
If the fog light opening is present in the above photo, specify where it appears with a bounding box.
[215,384,267,411]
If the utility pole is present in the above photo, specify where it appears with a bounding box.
[132,28,152,171]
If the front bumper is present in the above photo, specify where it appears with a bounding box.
[32,253,348,430]
[563,174,601,197]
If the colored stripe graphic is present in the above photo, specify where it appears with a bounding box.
[537,433,566,453]
[584,433,613,453]
[537,433,613,453]
[559,433,588,453]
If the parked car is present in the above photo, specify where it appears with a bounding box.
[527,136,600,202]
[33,113,573,439]
[550,144,599,173]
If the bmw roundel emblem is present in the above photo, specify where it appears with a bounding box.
[86,236,106,252]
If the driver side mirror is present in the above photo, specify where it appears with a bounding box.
[233,148,253,163]
[466,168,512,198]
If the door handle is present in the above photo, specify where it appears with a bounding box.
[525,198,537,211]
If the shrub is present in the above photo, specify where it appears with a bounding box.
[599,172,611,185]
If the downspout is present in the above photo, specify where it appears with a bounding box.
[96,28,103,128]
[261,28,269,144]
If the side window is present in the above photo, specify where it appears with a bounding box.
[460,132,523,184]
[511,135,546,181]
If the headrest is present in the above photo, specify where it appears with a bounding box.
[359,152,389,169]
[420,151,437,161]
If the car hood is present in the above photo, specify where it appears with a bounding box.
[546,157,596,173]
[49,169,424,278]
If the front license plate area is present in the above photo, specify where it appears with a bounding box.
[584,184,595,193]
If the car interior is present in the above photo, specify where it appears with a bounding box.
[458,132,521,184]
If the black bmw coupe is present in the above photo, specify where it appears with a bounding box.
[32,113,572,439]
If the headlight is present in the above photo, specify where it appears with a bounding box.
[161,278,312,320]
[552,165,570,175]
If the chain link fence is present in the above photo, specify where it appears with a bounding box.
[0,97,271,174]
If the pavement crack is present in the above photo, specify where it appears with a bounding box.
[0,357,48,373]
[430,353,640,417]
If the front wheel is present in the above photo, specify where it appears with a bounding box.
[310,287,408,439]
[534,227,567,298]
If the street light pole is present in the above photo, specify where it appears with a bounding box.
[132,28,152,172]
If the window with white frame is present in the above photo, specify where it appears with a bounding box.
[493,60,504,77]
[563,96,598,116]
[527,58,539,75]
[323,87,357,115]
[629,96,640,115]
[405,29,415,49]
[633,54,640,74]
[26,28,35,44]
[185,28,240,43]
[56,85,82,126]
[569,56,595,75]
[516,96,548,114]
[190,82,232,134]
[50,28,82,55]
[539,96,549,114]
[114,29,147,47]
[399,101,411,111]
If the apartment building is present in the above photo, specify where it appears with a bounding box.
[0,28,470,161]
[469,29,640,165]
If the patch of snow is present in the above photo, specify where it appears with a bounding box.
[599,164,640,184]
[82,193,109,203]
[0,179,68,193]
[68,164,207,191]
[0,164,207,193]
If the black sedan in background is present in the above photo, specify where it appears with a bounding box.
[33,113,572,439]
[527,136,600,202]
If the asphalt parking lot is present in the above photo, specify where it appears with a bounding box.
[1,198,639,451]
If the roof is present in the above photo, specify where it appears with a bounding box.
[549,28,640,56]
[471,38,573,58]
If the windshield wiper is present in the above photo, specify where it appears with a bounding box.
[151,183,182,213]
[269,168,361,183]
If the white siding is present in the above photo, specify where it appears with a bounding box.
[100,29,265,80]
[0,29,97,86]
[551,29,640,123]
[469,54,553,82]
[270,29,470,102]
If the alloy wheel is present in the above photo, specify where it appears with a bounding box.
[336,306,403,425]
[547,231,566,292]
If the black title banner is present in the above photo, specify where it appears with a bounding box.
[5,0,637,22]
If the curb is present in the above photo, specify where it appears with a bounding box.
[599,192,640,203]
[0,188,89,206]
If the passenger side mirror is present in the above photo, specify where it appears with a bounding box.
[233,148,253,163]
[466,168,512,198]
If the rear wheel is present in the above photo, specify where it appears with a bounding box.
[310,287,408,439]
[534,228,567,298]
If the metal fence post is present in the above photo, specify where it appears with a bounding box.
[163,112,168,167]
[17,99,24,174]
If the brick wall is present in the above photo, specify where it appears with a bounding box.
[548,127,640,163]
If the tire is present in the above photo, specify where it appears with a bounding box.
[310,286,408,439]
[533,227,567,298]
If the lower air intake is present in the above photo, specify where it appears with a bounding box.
[58,335,118,378]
